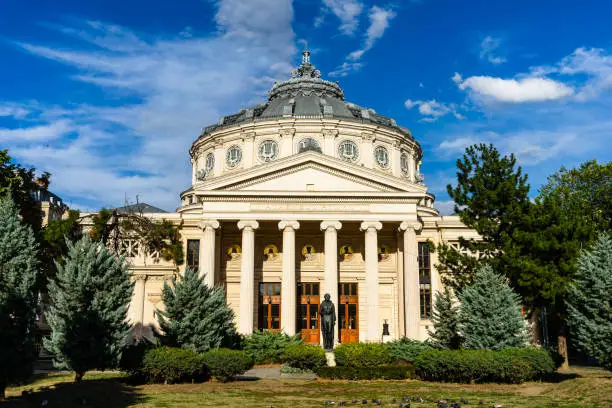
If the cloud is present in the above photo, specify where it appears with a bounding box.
[0,103,31,119]
[0,119,73,142]
[479,35,506,65]
[435,200,456,216]
[328,61,364,77]
[405,99,464,121]
[549,47,612,100]
[453,72,574,103]
[6,0,296,211]
[319,0,364,35]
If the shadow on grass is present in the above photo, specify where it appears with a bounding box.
[1,378,144,408]
[544,371,581,383]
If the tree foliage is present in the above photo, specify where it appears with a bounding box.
[459,265,528,350]
[157,267,237,354]
[428,286,462,349]
[0,197,40,399]
[566,232,612,370]
[44,235,133,381]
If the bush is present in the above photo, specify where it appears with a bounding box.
[119,338,155,377]
[334,343,393,367]
[282,344,326,370]
[386,338,434,364]
[241,330,303,364]
[140,347,209,384]
[414,348,555,384]
[314,366,415,380]
[201,348,254,382]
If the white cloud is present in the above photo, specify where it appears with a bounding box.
[319,0,364,35]
[405,99,464,121]
[453,73,574,103]
[553,47,612,100]
[479,35,506,65]
[0,103,31,119]
[328,61,363,77]
[7,0,295,211]
[347,6,396,61]
[0,119,73,142]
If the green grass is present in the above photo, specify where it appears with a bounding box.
[2,367,611,407]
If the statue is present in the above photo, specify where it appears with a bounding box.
[320,293,336,351]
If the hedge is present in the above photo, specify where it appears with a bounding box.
[140,347,209,384]
[414,348,556,384]
[334,342,393,367]
[386,338,434,364]
[314,366,416,380]
[202,348,254,382]
[282,344,327,370]
[242,330,303,364]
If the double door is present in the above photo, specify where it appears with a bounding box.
[259,283,281,331]
[298,283,320,344]
[338,283,359,343]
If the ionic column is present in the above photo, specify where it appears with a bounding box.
[238,220,259,335]
[199,220,220,288]
[279,220,300,335]
[320,221,342,343]
[399,221,422,339]
[361,221,383,341]
[133,274,147,326]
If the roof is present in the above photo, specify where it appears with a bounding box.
[116,203,167,214]
[195,49,413,142]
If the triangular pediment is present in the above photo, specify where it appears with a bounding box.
[197,152,426,194]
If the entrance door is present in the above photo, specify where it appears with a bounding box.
[298,283,320,344]
[259,283,281,331]
[338,283,359,343]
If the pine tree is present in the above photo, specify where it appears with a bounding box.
[44,235,133,381]
[459,264,528,350]
[158,267,237,354]
[0,197,40,399]
[428,286,462,349]
[567,232,612,370]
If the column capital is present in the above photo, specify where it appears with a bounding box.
[134,274,147,282]
[238,220,259,231]
[278,220,300,231]
[399,221,422,232]
[320,220,342,231]
[199,219,220,230]
[360,221,383,232]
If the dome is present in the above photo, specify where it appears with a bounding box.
[198,49,413,140]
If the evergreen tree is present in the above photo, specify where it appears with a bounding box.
[0,197,40,399]
[44,235,133,381]
[428,286,462,349]
[459,264,528,350]
[567,232,612,370]
[158,267,237,353]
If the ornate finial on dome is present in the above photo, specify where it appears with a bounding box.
[302,41,311,64]
[291,44,321,79]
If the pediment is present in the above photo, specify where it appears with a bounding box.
[197,152,425,193]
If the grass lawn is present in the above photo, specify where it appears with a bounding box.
[2,367,611,408]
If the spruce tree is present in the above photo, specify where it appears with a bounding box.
[158,267,237,353]
[0,197,40,400]
[567,232,612,370]
[428,286,462,349]
[459,264,528,350]
[44,235,133,381]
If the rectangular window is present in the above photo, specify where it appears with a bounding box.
[418,242,432,319]
[186,239,200,271]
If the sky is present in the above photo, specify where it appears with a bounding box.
[1,0,611,214]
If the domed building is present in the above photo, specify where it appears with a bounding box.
[119,50,477,344]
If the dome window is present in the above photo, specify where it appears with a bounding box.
[258,140,279,162]
[226,145,242,168]
[298,138,322,153]
[374,146,390,169]
[338,140,359,162]
[400,152,410,176]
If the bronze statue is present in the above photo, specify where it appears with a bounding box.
[320,293,336,351]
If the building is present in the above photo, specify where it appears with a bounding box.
[109,50,478,344]
[32,179,69,227]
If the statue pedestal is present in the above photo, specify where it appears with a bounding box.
[382,334,392,343]
[325,351,336,367]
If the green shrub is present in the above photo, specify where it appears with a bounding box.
[414,348,555,384]
[334,343,393,367]
[314,366,415,380]
[282,344,326,370]
[241,330,303,364]
[140,347,209,384]
[202,348,254,382]
[386,338,434,364]
[119,339,155,377]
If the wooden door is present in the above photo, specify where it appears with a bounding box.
[338,283,359,343]
[298,283,320,344]
[259,283,281,331]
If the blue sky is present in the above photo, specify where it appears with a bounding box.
[1,0,611,213]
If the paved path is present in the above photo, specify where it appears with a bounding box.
[240,366,317,380]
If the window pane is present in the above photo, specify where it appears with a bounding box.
[309,306,318,329]
[305,284,311,296]
[348,304,357,329]
[340,305,347,329]
[187,240,200,270]
[300,305,307,329]
[261,305,269,329]
[313,283,319,295]
[267,284,273,296]
[271,304,280,329]
[275,283,281,296]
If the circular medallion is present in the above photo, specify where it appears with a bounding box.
[226,145,242,168]
[258,140,279,162]
[263,244,279,261]
[226,244,242,260]
[338,140,359,162]
[374,146,390,169]
[301,244,316,261]
[339,244,354,260]
[378,244,391,261]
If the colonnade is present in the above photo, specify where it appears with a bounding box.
[195,219,423,342]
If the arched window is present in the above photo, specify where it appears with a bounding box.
[374,146,389,168]
[298,138,322,153]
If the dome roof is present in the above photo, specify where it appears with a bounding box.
[199,49,412,139]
